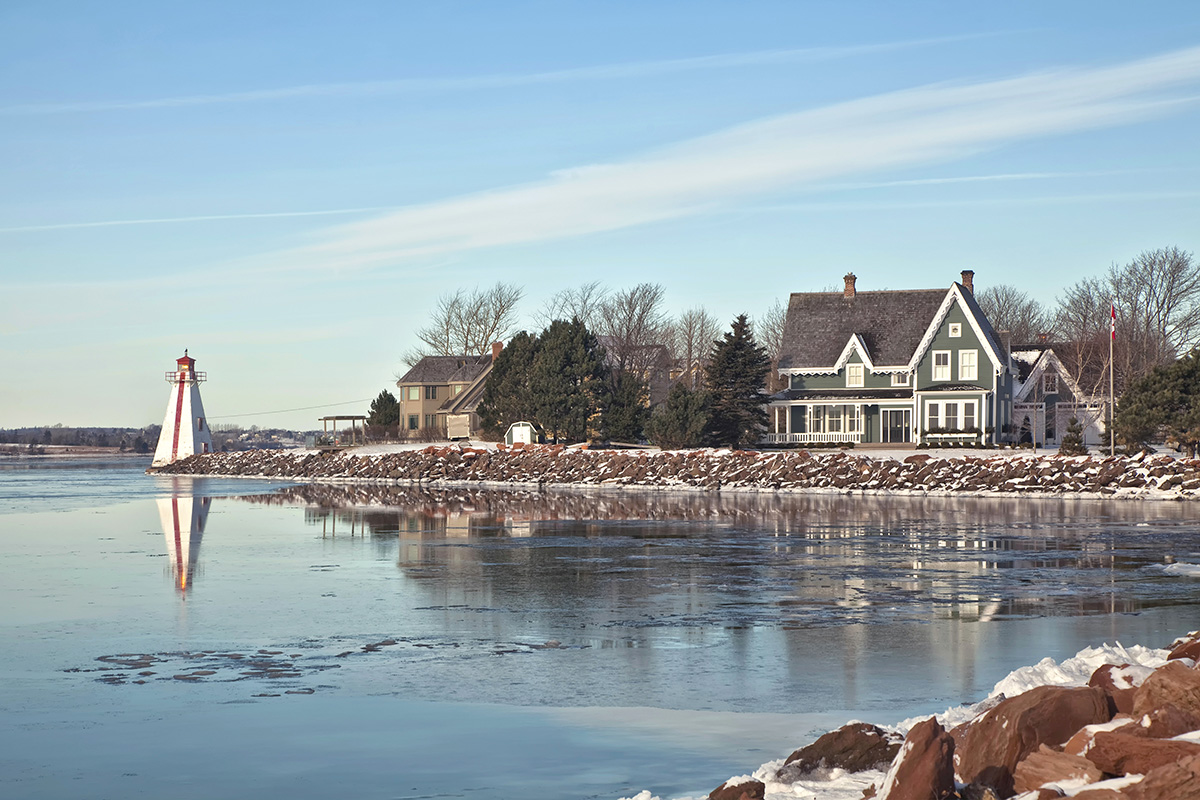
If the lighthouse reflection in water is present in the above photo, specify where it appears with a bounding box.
[156,485,210,594]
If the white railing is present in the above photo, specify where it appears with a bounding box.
[762,432,863,444]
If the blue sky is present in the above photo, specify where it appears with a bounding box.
[2,1,1199,429]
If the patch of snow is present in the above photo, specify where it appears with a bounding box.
[989,642,1169,699]
[1061,774,1143,795]
[1173,730,1200,744]
[1110,663,1155,689]
[1163,562,1200,577]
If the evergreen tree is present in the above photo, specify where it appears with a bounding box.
[601,371,650,443]
[645,382,711,449]
[1058,417,1089,456]
[1116,348,1200,457]
[366,390,400,427]
[704,314,770,448]
[531,319,609,443]
[477,330,540,437]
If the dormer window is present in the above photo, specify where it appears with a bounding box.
[891,372,910,387]
[949,323,962,338]
[846,364,864,388]
[1043,373,1058,393]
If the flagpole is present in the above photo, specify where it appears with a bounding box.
[1109,301,1116,457]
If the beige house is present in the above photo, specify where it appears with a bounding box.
[395,343,499,438]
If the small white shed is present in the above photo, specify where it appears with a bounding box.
[504,421,541,446]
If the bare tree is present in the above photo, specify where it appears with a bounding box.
[1109,246,1200,367]
[1054,276,1113,397]
[669,306,720,389]
[535,281,609,330]
[595,283,670,375]
[1054,247,1199,394]
[753,299,789,393]
[403,282,524,365]
[975,284,1053,345]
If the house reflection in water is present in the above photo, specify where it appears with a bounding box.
[156,489,211,594]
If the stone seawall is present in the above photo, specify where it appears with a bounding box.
[150,445,1200,499]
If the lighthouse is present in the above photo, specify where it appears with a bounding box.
[152,350,214,467]
[156,489,211,593]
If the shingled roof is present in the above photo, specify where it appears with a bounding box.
[396,354,492,385]
[777,288,947,370]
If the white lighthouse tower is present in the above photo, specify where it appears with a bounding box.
[152,350,214,467]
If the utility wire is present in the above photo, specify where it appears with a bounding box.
[208,398,374,420]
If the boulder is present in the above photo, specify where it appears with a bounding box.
[1069,790,1130,800]
[708,778,764,800]
[1132,661,1200,719]
[1013,744,1103,795]
[1085,730,1200,776]
[1167,636,1200,663]
[1089,664,1141,715]
[877,717,955,800]
[1123,753,1200,800]
[956,685,1111,796]
[1135,703,1200,739]
[1064,718,1135,757]
[776,723,902,782]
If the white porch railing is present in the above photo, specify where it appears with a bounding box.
[762,432,863,444]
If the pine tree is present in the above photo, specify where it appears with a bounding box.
[477,330,540,437]
[646,382,711,449]
[704,314,770,448]
[1116,348,1200,457]
[601,371,650,443]
[531,319,609,443]
[1058,417,1089,455]
[366,390,400,427]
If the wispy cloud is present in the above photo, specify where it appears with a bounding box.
[0,207,392,234]
[283,46,1200,270]
[0,34,995,116]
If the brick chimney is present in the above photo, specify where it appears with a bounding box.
[491,341,503,361]
[843,273,857,299]
[960,270,974,294]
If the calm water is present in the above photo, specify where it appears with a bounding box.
[2,458,1199,799]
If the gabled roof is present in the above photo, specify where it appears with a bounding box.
[908,283,1008,374]
[1012,347,1094,403]
[778,288,946,371]
[396,354,492,386]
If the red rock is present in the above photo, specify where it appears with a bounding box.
[708,778,764,800]
[1013,744,1103,794]
[1064,718,1136,756]
[904,454,932,465]
[1124,753,1200,800]
[955,685,1111,797]
[776,723,902,781]
[1084,730,1200,776]
[1070,790,1129,800]
[877,717,955,800]
[1090,664,1140,715]
[1167,636,1200,662]
[1134,703,1200,739]
[1133,661,1200,719]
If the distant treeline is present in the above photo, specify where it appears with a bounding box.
[0,425,319,453]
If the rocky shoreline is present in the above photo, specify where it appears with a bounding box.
[684,630,1200,800]
[150,445,1200,499]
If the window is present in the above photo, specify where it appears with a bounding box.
[1043,373,1058,394]
[846,405,862,433]
[949,323,962,338]
[891,372,910,387]
[932,351,951,381]
[425,386,438,400]
[846,364,864,387]
[827,405,843,433]
[197,417,204,431]
[424,414,435,428]
[408,415,419,430]
[406,386,419,401]
[959,350,978,381]
[453,384,463,396]
[944,402,959,431]
[963,401,977,431]
[927,402,940,431]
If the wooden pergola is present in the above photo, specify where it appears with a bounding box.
[316,415,367,450]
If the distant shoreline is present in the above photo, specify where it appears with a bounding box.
[148,445,1200,501]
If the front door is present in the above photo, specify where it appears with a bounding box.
[882,409,911,443]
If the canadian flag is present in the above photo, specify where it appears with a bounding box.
[1111,302,1116,341]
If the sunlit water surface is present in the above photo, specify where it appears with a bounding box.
[1,458,1198,799]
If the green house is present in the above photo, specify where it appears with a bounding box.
[764,271,1012,446]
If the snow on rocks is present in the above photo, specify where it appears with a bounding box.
[150,446,1200,500]
[628,630,1200,800]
